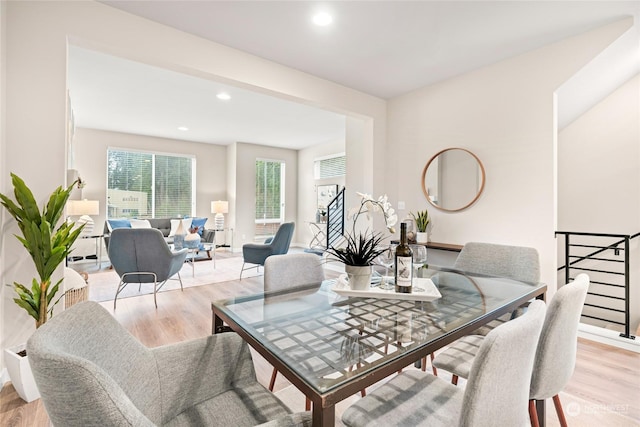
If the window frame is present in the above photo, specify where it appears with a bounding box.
[106,146,196,219]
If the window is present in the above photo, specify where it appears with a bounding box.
[314,153,346,179]
[255,159,285,238]
[107,148,195,219]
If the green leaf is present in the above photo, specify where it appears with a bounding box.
[1,174,86,326]
[13,298,39,321]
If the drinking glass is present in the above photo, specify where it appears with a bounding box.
[376,244,396,290]
[410,245,428,291]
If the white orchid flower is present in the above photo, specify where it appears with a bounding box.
[387,213,398,227]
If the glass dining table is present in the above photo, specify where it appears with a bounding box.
[211,266,547,427]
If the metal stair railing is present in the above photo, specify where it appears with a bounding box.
[326,187,345,250]
[555,231,639,340]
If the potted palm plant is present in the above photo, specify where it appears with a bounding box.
[325,192,397,290]
[411,209,430,244]
[0,173,84,401]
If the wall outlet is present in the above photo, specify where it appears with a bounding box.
[397,201,405,210]
[242,234,246,240]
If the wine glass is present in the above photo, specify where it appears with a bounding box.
[376,244,396,290]
[410,245,428,291]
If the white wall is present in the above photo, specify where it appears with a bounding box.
[558,74,640,331]
[384,18,633,292]
[0,0,7,387]
[1,0,385,370]
[297,139,346,248]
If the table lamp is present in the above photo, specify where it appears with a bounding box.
[211,200,229,230]
[67,199,100,235]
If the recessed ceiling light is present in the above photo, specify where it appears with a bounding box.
[313,12,333,26]
[216,92,231,100]
[177,126,189,131]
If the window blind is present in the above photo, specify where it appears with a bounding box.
[314,154,346,179]
[107,149,195,219]
[255,159,285,237]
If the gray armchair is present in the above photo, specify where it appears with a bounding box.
[240,222,295,279]
[108,228,188,309]
[27,301,311,427]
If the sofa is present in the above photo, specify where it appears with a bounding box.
[104,217,216,260]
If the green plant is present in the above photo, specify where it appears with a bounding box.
[0,173,84,328]
[325,192,397,266]
[411,209,430,232]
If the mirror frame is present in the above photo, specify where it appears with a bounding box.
[421,148,486,212]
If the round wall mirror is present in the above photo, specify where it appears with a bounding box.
[421,148,485,212]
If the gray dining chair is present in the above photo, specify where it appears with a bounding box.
[424,241,540,379]
[27,301,311,427]
[241,222,295,279]
[108,228,188,309]
[529,273,590,427]
[342,300,547,427]
[432,274,589,427]
[264,253,325,410]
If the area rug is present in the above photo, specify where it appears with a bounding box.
[87,253,262,302]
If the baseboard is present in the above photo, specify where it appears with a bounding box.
[578,323,639,353]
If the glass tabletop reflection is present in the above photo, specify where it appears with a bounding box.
[212,267,544,395]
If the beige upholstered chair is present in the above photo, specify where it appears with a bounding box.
[426,241,540,380]
[27,301,311,427]
[342,300,547,427]
[529,273,590,427]
[264,253,325,410]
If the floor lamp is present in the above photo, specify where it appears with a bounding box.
[211,200,229,230]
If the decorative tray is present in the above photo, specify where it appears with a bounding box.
[332,274,442,302]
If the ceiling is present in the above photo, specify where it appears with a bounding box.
[72,1,640,148]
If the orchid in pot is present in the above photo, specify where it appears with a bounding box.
[325,192,397,290]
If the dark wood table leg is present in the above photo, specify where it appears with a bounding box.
[536,398,545,427]
[212,311,223,334]
[312,404,335,427]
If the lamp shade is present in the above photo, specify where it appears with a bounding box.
[211,200,229,214]
[67,199,99,216]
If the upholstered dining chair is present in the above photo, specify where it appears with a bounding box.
[240,222,295,279]
[433,274,589,427]
[341,300,547,427]
[264,253,325,410]
[422,241,540,378]
[108,228,188,309]
[27,301,311,427]
[529,273,589,427]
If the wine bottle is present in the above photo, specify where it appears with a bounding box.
[395,222,413,293]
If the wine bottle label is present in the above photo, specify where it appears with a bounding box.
[396,256,412,285]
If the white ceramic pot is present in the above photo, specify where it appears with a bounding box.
[416,232,428,244]
[5,344,40,402]
[345,265,372,291]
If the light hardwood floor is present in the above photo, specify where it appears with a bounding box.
[2,265,639,426]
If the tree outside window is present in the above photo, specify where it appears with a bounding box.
[255,159,284,238]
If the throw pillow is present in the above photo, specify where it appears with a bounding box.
[106,218,131,232]
[130,219,152,229]
[169,218,192,237]
[190,217,208,236]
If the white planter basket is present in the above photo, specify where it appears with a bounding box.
[5,344,40,402]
